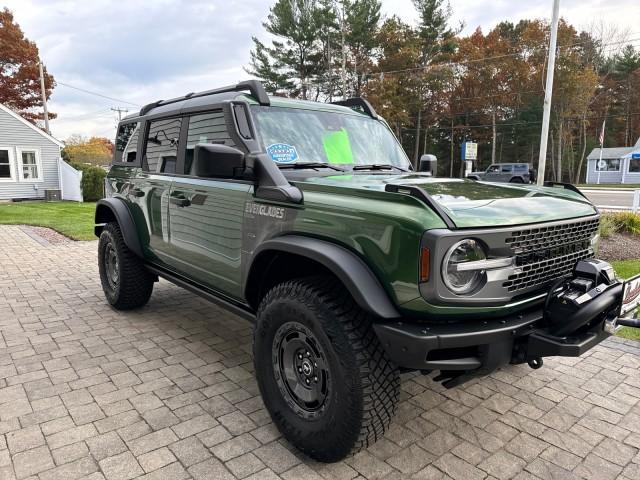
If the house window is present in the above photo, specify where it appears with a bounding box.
[0,147,15,181]
[16,148,42,181]
[629,159,640,173]
[596,158,620,171]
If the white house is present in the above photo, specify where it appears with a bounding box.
[586,137,640,184]
[0,102,81,201]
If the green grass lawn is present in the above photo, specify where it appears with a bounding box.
[0,201,96,240]
[612,259,640,341]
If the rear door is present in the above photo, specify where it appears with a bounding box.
[129,117,183,263]
[166,110,251,299]
[499,164,513,182]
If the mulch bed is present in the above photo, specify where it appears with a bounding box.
[19,225,72,245]
[599,232,640,262]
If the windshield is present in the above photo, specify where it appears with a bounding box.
[250,106,411,169]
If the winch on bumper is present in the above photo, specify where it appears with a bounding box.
[374,259,640,388]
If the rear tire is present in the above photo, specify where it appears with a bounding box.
[509,177,525,183]
[253,276,400,462]
[98,222,154,310]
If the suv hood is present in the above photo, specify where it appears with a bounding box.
[295,173,597,228]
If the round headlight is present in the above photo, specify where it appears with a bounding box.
[442,239,487,294]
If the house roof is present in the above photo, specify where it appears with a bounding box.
[587,138,640,160]
[0,103,64,148]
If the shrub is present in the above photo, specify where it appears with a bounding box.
[599,214,619,238]
[599,212,640,237]
[68,162,107,201]
[612,212,640,236]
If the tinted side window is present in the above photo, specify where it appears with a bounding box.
[487,165,500,173]
[501,165,513,173]
[184,111,235,175]
[114,122,140,163]
[144,118,181,173]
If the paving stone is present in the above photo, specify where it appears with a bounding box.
[68,402,105,425]
[128,428,178,456]
[6,425,45,454]
[99,451,143,480]
[171,414,218,439]
[86,432,128,462]
[479,450,527,480]
[51,441,89,466]
[188,457,235,480]
[47,423,97,450]
[38,456,98,480]
[211,433,262,461]
[385,443,433,474]
[137,447,177,473]
[253,441,301,474]
[12,445,54,479]
[505,432,549,462]
[139,461,190,480]
[433,452,486,480]
[168,436,212,467]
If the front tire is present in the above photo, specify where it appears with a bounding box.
[98,222,154,310]
[253,276,400,462]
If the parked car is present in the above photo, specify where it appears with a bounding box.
[94,81,639,462]
[468,162,536,183]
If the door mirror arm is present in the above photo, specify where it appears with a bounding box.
[246,153,303,204]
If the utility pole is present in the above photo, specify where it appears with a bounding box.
[536,0,560,186]
[38,61,50,135]
[110,107,129,122]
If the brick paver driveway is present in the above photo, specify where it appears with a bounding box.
[1,224,640,480]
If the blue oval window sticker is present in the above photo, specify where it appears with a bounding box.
[266,143,298,164]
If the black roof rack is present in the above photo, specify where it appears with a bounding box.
[139,80,270,116]
[331,97,378,119]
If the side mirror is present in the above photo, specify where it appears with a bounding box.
[419,154,437,174]
[193,144,245,178]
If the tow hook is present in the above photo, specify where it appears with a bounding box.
[527,357,543,369]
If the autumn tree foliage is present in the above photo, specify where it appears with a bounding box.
[0,8,55,124]
[62,136,114,167]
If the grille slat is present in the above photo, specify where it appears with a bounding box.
[502,218,599,293]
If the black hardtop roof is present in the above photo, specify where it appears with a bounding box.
[120,80,378,122]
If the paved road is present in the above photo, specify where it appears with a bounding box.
[1,224,640,480]
[581,189,636,210]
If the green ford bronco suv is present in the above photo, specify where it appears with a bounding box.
[95,81,640,462]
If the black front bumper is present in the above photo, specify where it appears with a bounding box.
[373,284,623,387]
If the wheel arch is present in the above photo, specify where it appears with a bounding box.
[245,236,401,319]
[95,198,144,258]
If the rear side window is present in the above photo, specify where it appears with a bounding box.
[501,165,513,173]
[144,118,182,173]
[184,111,235,175]
[114,122,140,163]
[514,164,528,172]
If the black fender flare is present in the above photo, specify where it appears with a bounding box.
[94,198,144,258]
[248,235,401,319]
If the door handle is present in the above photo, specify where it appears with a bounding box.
[170,196,191,207]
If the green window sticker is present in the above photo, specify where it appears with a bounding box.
[322,129,354,164]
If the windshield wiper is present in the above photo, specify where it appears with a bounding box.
[352,164,409,172]
[277,162,346,171]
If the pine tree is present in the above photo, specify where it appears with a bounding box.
[245,0,330,99]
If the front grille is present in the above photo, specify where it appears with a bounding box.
[503,248,592,292]
[502,218,599,293]
[505,218,599,254]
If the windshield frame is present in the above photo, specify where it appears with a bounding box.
[249,105,413,171]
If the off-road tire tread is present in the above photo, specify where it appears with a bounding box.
[255,276,400,461]
[99,222,154,310]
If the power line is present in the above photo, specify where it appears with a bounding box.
[57,81,140,107]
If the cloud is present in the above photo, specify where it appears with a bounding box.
[4,0,639,140]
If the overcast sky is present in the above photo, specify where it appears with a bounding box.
[3,0,639,141]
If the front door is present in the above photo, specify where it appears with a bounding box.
[165,111,250,299]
